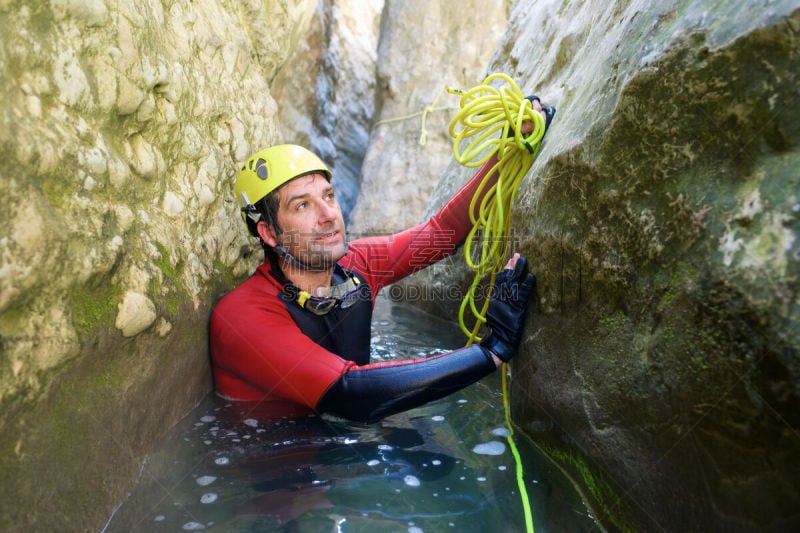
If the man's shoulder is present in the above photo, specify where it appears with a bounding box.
[214,267,281,312]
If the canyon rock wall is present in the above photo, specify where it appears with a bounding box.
[0,1,315,530]
[410,1,800,530]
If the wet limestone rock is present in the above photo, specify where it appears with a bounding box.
[0,1,317,530]
[272,0,385,222]
[412,1,800,530]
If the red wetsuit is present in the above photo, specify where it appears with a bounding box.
[210,159,500,422]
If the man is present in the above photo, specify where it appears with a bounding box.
[210,101,551,423]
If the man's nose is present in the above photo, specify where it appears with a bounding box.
[316,199,338,223]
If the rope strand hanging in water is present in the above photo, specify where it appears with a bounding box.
[448,72,548,533]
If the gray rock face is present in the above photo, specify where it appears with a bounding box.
[349,0,508,236]
[0,0,314,530]
[413,1,800,530]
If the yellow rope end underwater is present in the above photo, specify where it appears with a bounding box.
[450,72,547,533]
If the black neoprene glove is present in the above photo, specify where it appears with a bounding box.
[480,257,537,362]
[524,95,556,132]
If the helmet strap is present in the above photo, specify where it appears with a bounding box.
[273,243,349,273]
[274,244,324,272]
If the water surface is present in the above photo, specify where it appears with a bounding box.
[105,297,599,532]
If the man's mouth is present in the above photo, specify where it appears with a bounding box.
[317,230,339,240]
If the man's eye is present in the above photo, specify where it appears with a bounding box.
[296,202,307,210]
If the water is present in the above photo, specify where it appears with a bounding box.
[105,297,599,532]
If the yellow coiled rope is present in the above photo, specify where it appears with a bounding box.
[448,72,547,533]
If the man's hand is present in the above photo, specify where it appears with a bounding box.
[481,253,537,365]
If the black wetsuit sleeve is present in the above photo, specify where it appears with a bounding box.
[315,344,496,423]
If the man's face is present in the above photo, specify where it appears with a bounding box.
[272,173,347,269]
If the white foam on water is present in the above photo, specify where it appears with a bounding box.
[154,515,165,522]
[377,444,393,451]
[491,427,510,437]
[408,525,423,533]
[431,415,445,422]
[214,457,229,466]
[477,477,486,482]
[431,459,442,466]
[182,522,205,530]
[200,493,217,504]
[243,418,258,427]
[200,416,216,423]
[367,459,380,466]
[458,399,468,404]
[403,475,420,487]
[472,441,506,456]
[195,476,216,486]
[498,465,507,471]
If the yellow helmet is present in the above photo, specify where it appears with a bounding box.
[235,144,332,235]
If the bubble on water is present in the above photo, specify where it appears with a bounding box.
[457,399,468,404]
[472,441,506,456]
[203,440,211,445]
[243,418,258,427]
[214,457,229,466]
[431,415,445,422]
[200,416,216,423]
[477,476,486,482]
[195,476,216,486]
[431,459,442,466]
[200,493,218,504]
[367,459,380,466]
[344,437,358,444]
[498,465,507,471]
[459,476,466,480]
[182,522,205,530]
[408,525,423,533]
[403,475,420,487]
[491,427,510,437]
[377,444,393,451]
[154,515,165,522]
[209,426,219,432]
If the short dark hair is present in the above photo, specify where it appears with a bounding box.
[246,191,282,259]
[258,192,282,235]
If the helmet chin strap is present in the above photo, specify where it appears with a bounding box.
[274,242,349,273]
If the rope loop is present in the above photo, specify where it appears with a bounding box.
[448,73,545,342]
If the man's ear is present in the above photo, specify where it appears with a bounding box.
[257,221,279,248]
